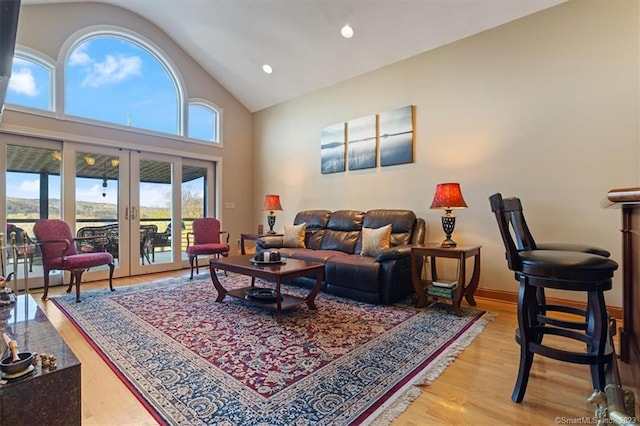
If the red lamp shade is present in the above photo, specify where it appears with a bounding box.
[262,194,283,212]
[430,183,468,210]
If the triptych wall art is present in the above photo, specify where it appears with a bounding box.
[320,105,415,174]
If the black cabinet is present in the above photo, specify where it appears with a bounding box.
[0,295,81,425]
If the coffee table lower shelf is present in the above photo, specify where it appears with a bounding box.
[209,255,325,320]
[227,286,307,311]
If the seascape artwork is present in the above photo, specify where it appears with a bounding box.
[320,123,346,174]
[379,105,414,166]
[347,115,377,170]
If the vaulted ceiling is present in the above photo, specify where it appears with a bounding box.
[22,0,566,112]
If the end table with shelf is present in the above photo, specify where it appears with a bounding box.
[410,243,481,316]
[240,233,283,255]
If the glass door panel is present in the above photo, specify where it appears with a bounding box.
[131,154,175,274]
[181,164,208,261]
[5,144,62,290]
[74,149,127,279]
[3,140,218,285]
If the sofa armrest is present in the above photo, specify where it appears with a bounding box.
[375,244,412,262]
[257,235,284,249]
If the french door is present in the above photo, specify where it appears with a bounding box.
[70,145,215,279]
[3,137,218,289]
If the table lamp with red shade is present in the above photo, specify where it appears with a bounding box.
[430,183,468,248]
[262,194,283,234]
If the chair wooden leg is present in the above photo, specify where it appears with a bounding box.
[66,273,75,294]
[189,255,196,280]
[221,253,228,276]
[512,277,537,403]
[587,289,608,390]
[41,271,50,300]
[108,263,115,292]
[73,270,84,303]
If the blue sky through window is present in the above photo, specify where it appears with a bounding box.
[6,57,52,110]
[8,35,219,142]
[66,37,179,134]
[6,35,214,209]
[189,104,216,141]
[6,172,60,200]
[7,171,203,206]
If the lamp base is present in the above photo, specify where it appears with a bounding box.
[440,212,457,248]
[267,214,276,234]
[439,238,457,248]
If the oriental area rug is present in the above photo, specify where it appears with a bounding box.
[52,273,494,425]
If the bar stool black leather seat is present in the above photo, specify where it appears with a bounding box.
[489,193,618,402]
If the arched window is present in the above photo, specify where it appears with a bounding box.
[65,35,180,135]
[6,53,53,111]
[188,102,220,143]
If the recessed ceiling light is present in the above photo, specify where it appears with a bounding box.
[341,24,354,39]
[262,64,273,74]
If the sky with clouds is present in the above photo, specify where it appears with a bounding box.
[6,37,206,208]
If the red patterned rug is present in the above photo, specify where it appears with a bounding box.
[52,273,494,425]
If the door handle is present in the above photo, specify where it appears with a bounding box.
[131,206,137,220]
[124,206,129,220]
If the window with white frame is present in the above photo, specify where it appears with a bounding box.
[188,102,220,143]
[6,53,53,111]
[8,31,223,145]
[65,35,180,135]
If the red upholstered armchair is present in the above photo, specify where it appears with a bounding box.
[186,218,230,279]
[33,219,114,303]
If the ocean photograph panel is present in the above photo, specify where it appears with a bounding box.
[321,123,346,174]
[379,105,414,167]
[347,115,377,170]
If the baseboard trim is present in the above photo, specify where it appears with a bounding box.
[475,288,623,320]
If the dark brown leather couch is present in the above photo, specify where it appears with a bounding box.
[257,209,425,304]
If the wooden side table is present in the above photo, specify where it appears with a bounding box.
[240,233,260,255]
[240,233,282,255]
[410,243,481,316]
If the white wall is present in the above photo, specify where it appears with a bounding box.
[253,1,639,307]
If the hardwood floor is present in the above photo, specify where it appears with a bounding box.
[32,270,638,425]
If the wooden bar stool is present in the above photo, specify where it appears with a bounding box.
[489,193,618,402]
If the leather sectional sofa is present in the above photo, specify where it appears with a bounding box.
[257,209,425,305]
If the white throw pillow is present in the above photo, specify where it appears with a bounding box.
[283,222,307,248]
[360,224,392,257]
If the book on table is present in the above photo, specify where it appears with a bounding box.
[431,279,458,288]
[427,285,458,299]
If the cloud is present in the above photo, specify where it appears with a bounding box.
[8,67,39,96]
[69,41,143,88]
[68,43,92,66]
[82,54,142,87]
[17,178,40,195]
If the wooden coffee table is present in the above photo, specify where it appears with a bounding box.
[209,255,325,315]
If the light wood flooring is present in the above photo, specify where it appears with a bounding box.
[31,270,638,426]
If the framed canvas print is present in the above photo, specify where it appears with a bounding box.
[379,105,415,167]
[321,122,346,174]
[347,115,377,170]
